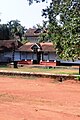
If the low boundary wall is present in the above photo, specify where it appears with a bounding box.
[0,70,79,80]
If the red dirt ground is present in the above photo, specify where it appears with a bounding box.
[0,76,80,120]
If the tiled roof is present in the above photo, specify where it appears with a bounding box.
[40,42,55,52]
[18,42,34,52]
[25,28,41,37]
[0,39,23,51]
[18,42,55,52]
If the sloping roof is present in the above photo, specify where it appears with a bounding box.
[40,42,55,52]
[25,28,41,37]
[0,39,23,51]
[18,42,55,52]
[18,43,34,52]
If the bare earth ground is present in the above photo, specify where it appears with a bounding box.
[0,76,80,120]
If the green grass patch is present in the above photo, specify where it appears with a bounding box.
[0,66,79,75]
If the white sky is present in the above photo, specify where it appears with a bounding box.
[0,0,50,28]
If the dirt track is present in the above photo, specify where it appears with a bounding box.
[0,76,80,120]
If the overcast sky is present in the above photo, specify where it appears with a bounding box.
[0,0,50,28]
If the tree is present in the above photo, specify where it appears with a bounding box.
[27,0,46,5]
[42,0,80,73]
[7,20,24,41]
[35,24,50,42]
[28,0,80,61]
[38,32,49,42]
[42,0,80,60]
[0,24,9,40]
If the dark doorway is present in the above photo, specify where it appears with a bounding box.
[37,52,41,64]
[33,52,41,64]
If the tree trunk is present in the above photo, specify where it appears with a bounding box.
[79,66,80,74]
[14,61,18,68]
[79,66,80,81]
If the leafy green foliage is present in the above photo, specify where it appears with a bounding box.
[21,38,29,44]
[7,20,24,41]
[0,24,9,40]
[0,20,25,41]
[27,0,46,5]
[42,0,80,61]
[38,32,50,42]
[76,75,80,81]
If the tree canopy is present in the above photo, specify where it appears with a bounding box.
[0,24,9,40]
[27,0,46,5]
[42,0,80,61]
[0,20,24,41]
[7,20,24,41]
[28,0,80,61]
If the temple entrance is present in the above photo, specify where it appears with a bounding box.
[31,43,42,64]
[33,52,41,64]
